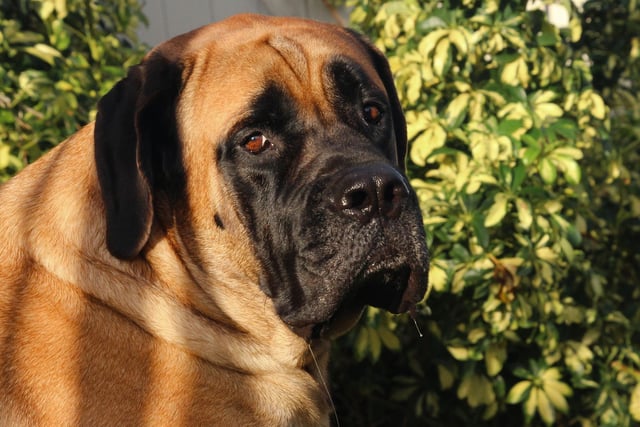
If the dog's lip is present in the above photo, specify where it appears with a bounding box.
[313,296,366,340]
[314,262,427,340]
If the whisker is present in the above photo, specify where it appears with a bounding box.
[308,343,340,427]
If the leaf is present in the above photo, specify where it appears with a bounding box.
[448,346,470,361]
[497,119,524,136]
[501,58,520,86]
[405,70,423,104]
[384,15,401,39]
[38,0,55,20]
[549,119,578,140]
[87,37,103,61]
[354,327,369,361]
[483,401,499,421]
[485,342,507,376]
[468,328,486,343]
[543,381,570,414]
[513,366,533,379]
[551,154,581,185]
[368,327,382,361]
[409,124,446,166]
[630,383,640,421]
[536,387,556,425]
[534,102,564,122]
[531,90,557,104]
[4,27,44,44]
[378,326,401,351]
[589,92,607,119]
[22,43,62,65]
[501,57,529,87]
[516,198,532,229]
[450,243,470,262]
[350,6,367,24]
[569,16,582,42]
[457,372,472,399]
[566,224,582,246]
[563,158,581,184]
[406,110,430,140]
[418,28,449,57]
[484,193,509,227]
[523,387,539,421]
[559,237,575,262]
[448,28,468,56]
[511,163,527,191]
[444,93,470,129]
[433,38,451,77]
[552,147,583,159]
[472,214,490,248]
[54,0,68,18]
[437,364,456,390]
[429,262,448,292]
[539,158,557,184]
[536,21,559,46]
[391,385,418,401]
[466,374,495,407]
[0,145,10,169]
[506,380,532,404]
[18,70,50,97]
[373,2,390,22]
[522,145,542,166]
[419,16,447,32]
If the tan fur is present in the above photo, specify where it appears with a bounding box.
[0,14,387,426]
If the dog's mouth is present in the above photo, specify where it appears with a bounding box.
[312,263,426,340]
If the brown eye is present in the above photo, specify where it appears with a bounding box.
[363,104,383,125]
[244,133,271,154]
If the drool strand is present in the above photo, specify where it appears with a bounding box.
[409,307,424,338]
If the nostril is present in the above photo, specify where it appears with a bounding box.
[337,183,376,224]
[327,164,409,224]
[343,186,371,211]
[379,178,409,219]
[383,180,400,203]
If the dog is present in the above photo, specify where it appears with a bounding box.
[0,14,428,426]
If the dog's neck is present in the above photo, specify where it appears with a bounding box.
[65,232,333,424]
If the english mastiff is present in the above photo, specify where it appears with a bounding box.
[0,14,429,426]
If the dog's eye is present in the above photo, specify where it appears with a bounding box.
[243,133,272,154]
[363,103,383,125]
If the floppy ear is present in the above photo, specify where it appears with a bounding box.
[94,55,183,260]
[345,29,408,168]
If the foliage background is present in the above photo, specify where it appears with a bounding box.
[329,1,640,426]
[0,0,146,181]
[1,1,639,426]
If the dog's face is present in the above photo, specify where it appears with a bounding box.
[95,15,428,339]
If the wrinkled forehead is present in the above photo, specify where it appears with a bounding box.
[150,14,383,88]
[160,15,386,134]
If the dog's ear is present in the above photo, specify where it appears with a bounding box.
[346,29,407,168]
[94,55,183,260]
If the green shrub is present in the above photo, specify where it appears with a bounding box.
[330,1,640,426]
[0,0,146,180]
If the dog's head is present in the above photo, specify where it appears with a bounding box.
[94,14,429,339]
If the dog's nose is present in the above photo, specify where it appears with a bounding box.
[327,164,410,224]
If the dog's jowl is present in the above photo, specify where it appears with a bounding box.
[0,14,429,426]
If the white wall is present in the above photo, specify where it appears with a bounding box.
[138,0,347,46]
